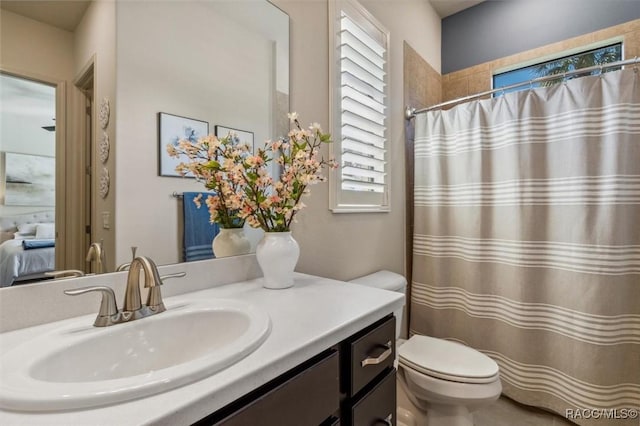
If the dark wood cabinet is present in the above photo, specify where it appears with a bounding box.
[341,315,396,426]
[349,370,396,426]
[195,315,396,426]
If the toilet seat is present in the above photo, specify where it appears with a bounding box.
[398,335,499,384]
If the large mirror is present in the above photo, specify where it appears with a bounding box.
[0,0,289,287]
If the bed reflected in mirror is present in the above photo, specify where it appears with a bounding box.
[0,74,58,287]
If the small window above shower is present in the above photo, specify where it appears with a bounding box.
[493,42,623,96]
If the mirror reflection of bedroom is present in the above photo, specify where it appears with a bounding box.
[0,74,57,287]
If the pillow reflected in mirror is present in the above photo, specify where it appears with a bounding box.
[35,223,55,240]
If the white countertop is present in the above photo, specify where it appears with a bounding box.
[0,273,403,425]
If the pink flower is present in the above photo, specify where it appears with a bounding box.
[245,155,264,167]
[193,193,203,208]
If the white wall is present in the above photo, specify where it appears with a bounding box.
[0,10,75,81]
[272,0,441,281]
[115,1,276,265]
[1,113,55,157]
[0,73,56,157]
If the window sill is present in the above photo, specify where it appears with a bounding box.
[330,205,390,214]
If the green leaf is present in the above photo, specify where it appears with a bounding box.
[206,160,221,170]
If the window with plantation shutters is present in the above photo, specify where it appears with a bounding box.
[329,0,390,212]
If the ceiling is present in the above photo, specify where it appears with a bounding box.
[429,0,486,18]
[0,0,90,32]
[0,0,484,30]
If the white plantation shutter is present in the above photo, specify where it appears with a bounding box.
[329,0,390,212]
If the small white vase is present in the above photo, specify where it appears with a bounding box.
[212,228,251,258]
[256,232,300,289]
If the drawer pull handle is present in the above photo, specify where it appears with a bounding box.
[361,340,392,367]
[377,413,393,425]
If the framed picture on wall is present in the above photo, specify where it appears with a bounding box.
[215,125,254,152]
[158,112,209,177]
[3,152,55,206]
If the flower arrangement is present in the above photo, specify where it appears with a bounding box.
[167,133,249,229]
[168,113,335,232]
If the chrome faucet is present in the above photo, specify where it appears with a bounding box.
[86,241,106,274]
[64,256,186,327]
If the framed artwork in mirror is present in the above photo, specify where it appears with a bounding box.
[158,112,209,177]
[215,125,254,153]
[3,152,55,206]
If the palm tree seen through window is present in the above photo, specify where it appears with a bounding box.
[493,43,622,96]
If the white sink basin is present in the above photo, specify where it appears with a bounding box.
[0,299,271,411]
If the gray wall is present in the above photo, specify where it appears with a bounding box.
[442,0,640,74]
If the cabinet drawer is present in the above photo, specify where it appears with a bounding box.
[350,369,396,426]
[345,315,395,396]
[213,350,339,426]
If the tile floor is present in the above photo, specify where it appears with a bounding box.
[473,396,576,426]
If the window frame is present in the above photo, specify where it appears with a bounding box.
[328,0,391,213]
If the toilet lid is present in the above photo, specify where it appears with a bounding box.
[398,335,499,384]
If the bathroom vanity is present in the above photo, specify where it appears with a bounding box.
[0,256,403,425]
[201,314,397,425]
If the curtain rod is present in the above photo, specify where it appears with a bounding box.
[405,57,639,119]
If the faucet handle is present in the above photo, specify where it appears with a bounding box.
[115,262,131,272]
[64,286,119,327]
[45,269,85,279]
[160,272,186,282]
[146,272,186,312]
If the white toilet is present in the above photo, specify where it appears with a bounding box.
[349,271,502,426]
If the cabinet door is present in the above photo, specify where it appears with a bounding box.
[211,350,339,426]
[350,369,396,426]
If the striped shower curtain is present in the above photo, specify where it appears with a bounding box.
[410,68,640,425]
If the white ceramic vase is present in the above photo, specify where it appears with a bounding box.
[212,228,251,258]
[256,232,300,289]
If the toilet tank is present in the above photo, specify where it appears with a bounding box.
[349,271,407,339]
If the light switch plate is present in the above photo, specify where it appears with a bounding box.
[102,211,110,229]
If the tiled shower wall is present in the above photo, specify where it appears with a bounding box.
[403,41,442,321]
[441,18,640,102]
[404,41,443,110]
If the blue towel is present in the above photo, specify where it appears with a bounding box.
[23,239,55,250]
[182,192,220,261]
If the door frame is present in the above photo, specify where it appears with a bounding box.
[72,57,96,272]
[0,66,67,269]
